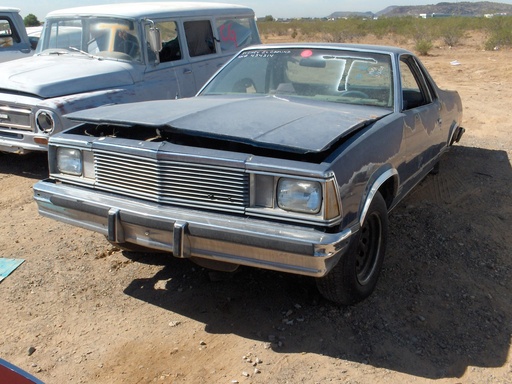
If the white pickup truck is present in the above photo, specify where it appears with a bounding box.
[0,2,260,154]
[0,7,34,63]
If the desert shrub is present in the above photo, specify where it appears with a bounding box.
[375,17,423,37]
[484,16,512,50]
[410,20,436,55]
[258,15,502,49]
[415,39,434,55]
[437,18,467,46]
[258,21,291,37]
[320,18,368,42]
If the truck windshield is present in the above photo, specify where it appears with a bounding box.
[38,17,141,62]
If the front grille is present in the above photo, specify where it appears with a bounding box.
[94,150,249,213]
[0,105,32,131]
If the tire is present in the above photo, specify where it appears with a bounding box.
[316,191,388,305]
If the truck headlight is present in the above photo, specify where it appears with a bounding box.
[57,148,82,176]
[35,110,56,133]
[277,178,322,214]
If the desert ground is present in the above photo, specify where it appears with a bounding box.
[0,32,511,383]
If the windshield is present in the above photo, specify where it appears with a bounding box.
[201,48,394,108]
[37,17,142,62]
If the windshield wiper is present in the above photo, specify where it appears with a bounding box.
[68,46,102,60]
[38,48,69,56]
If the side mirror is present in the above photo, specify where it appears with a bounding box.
[147,26,162,53]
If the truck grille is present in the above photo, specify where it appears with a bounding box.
[94,150,249,213]
[0,105,32,131]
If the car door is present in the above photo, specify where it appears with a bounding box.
[399,54,444,191]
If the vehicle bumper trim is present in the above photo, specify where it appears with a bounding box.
[0,135,48,154]
[34,180,352,277]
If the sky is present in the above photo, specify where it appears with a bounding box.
[8,0,512,20]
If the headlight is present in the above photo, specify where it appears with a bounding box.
[35,110,56,133]
[277,178,322,214]
[57,147,82,176]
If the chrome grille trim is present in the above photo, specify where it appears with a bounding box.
[94,150,249,213]
[0,105,32,131]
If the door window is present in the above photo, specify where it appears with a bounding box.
[0,18,18,48]
[400,57,432,110]
[149,20,181,63]
[184,20,216,57]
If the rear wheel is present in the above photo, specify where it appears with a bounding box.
[316,191,388,305]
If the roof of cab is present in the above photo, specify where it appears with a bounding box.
[45,2,255,19]
[0,7,21,13]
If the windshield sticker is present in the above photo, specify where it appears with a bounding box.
[238,50,291,59]
[301,49,313,58]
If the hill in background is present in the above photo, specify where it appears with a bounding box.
[329,1,512,18]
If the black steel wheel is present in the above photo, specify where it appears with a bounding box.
[316,191,388,305]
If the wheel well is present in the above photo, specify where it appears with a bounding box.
[377,176,396,210]
[358,169,397,227]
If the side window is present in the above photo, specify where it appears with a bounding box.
[151,20,181,63]
[400,57,431,110]
[184,20,216,57]
[215,17,256,52]
[0,18,18,48]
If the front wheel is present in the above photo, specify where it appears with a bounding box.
[316,191,388,305]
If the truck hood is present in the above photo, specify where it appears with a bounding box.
[0,54,136,98]
[67,95,392,154]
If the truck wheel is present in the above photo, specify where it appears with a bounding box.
[316,191,388,305]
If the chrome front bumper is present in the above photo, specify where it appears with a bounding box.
[33,179,352,277]
[0,131,48,154]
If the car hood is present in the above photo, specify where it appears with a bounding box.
[0,54,136,98]
[67,95,392,154]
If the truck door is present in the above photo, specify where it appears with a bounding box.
[183,19,224,91]
[0,15,32,63]
[144,19,197,99]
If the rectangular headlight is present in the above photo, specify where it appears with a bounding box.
[56,147,83,176]
[277,178,322,214]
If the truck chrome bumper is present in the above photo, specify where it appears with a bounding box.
[0,132,48,154]
[33,179,352,277]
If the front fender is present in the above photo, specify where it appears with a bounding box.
[38,88,128,133]
[358,167,398,226]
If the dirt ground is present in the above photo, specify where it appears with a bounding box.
[0,32,511,384]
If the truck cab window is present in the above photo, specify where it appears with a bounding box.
[150,20,181,63]
[184,20,216,57]
[0,18,18,47]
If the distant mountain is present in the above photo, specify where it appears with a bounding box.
[328,2,512,18]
